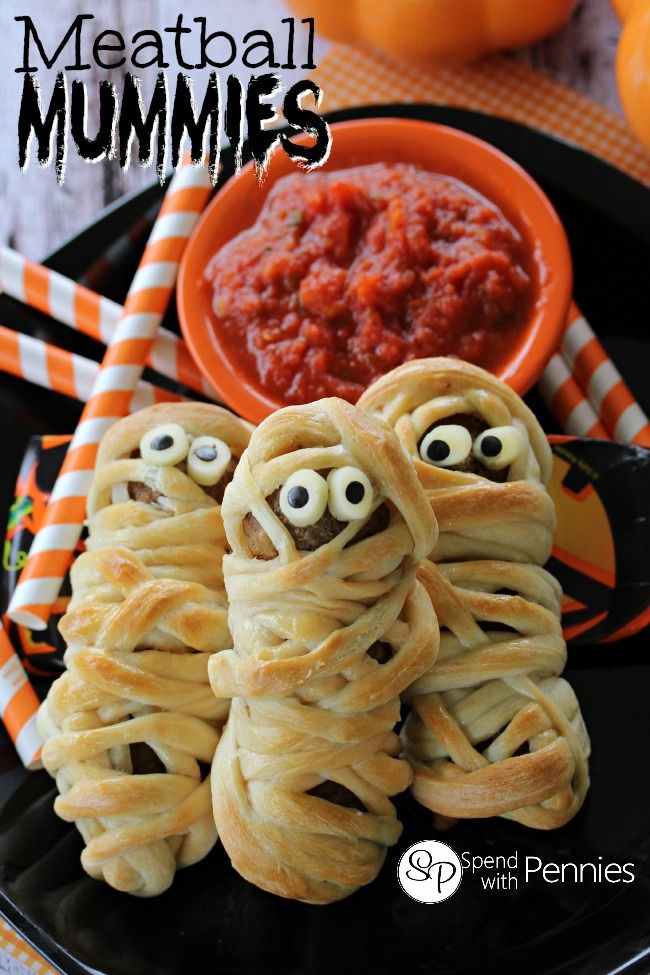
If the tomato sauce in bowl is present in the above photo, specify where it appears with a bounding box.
[205,163,533,405]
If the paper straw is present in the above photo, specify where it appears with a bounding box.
[0,620,42,769]
[0,324,185,411]
[0,325,184,408]
[0,246,218,401]
[78,154,219,291]
[8,162,213,631]
[538,352,610,438]
[561,309,650,447]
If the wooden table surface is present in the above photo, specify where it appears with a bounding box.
[0,0,622,260]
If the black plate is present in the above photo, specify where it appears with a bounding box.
[1,105,649,975]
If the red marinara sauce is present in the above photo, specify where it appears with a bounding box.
[205,163,533,403]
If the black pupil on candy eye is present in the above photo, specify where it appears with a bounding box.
[151,434,173,451]
[427,440,450,462]
[287,486,309,508]
[195,444,217,462]
[345,481,365,504]
[480,436,502,457]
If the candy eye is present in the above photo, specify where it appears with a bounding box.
[279,469,328,527]
[419,425,472,468]
[327,467,374,521]
[473,426,525,470]
[187,436,231,486]
[140,424,189,466]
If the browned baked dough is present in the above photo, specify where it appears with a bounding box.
[360,357,556,563]
[38,403,253,896]
[359,358,590,829]
[209,397,439,903]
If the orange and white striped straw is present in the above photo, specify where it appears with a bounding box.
[561,311,650,447]
[0,246,218,401]
[0,621,42,769]
[0,324,185,410]
[538,351,609,438]
[7,161,213,631]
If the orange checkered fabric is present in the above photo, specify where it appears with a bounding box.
[0,918,58,975]
[310,46,650,189]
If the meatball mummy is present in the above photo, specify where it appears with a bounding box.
[37,403,253,896]
[209,397,439,903]
[359,358,590,830]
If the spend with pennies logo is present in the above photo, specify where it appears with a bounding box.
[397,840,463,904]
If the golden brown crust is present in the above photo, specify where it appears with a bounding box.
[401,562,590,828]
[358,357,552,483]
[38,403,253,896]
[210,397,439,903]
[360,359,590,829]
[358,357,555,564]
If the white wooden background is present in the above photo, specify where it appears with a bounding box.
[0,0,621,260]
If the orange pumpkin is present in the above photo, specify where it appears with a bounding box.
[614,0,650,151]
[611,0,635,17]
[285,0,578,68]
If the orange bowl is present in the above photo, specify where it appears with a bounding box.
[178,118,572,424]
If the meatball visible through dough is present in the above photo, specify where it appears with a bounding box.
[127,450,237,504]
[306,779,368,813]
[419,413,510,482]
[243,490,390,559]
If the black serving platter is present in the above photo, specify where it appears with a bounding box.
[1,104,649,975]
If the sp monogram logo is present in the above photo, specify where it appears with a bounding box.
[397,840,463,904]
